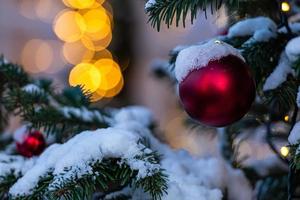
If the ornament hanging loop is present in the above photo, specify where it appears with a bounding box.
[214,40,223,44]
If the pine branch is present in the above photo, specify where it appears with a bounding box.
[11,156,167,200]
[3,88,49,115]
[0,155,32,199]
[257,175,288,200]
[263,76,298,114]
[146,0,239,31]
[240,33,291,86]
[8,129,168,200]
[46,158,166,200]
[0,173,18,200]
[0,59,112,140]
[25,106,110,139]
[0,56,30,88]
[55,86,92,108]
[0,57,31,131]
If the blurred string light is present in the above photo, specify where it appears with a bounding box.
[62,0,105,9]
[280,146,289,157]
[19,0,67,76]
[22,39,65,74]
[22,39,53,73]
[35,0,63,23]
[284,115,290,122]
[281,1,291,12]
[53,0,124,101]
[62,41,95,65]
[54,10,87,42]
[69,63,101,92]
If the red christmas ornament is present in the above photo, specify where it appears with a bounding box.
[176,40,255,127]
[16,130,46,157]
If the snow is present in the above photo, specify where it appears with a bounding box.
[161,152,224,200]
[145,0,156,9]
[115,120,252,200]
[60,106,108,123]
[297,87,300,108]
[21,84,42,94]
[160,149,251,200]
[263,52,293,91]
[9,106,253,199]
[228,17,277,41]
[251,29,277,42]
[13,125,29,143]
[175,40,244,82]
[285,36,300,62]
[9,127,161,197]
[113,106,154,127]
[226,165,253,200]
[164,180,222,200]
[0,154,35,180]
[288,121,300,144]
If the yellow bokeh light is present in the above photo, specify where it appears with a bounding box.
[63,0,96,9]
[81,32,112,51]
[58,0,120,101]
[103,2,114,28]
[95,59,122,91]
[91,59,124,100]
[281,2,291,12]
[280,146,289,157]
[94,49,113,60]
[94,76,124,99]
[91,92,105,102]
[103,76,124,97]
[62,41,94,65]
[69,63,101,92]
[82,8,111,39]
[22,39,53,74]
[89,49,113,63]
[89,1,105,9]
[53,10,86,42]
[284,115,289,122]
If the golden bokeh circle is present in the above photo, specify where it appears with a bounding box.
[95,76,124,98]
[81,31,112,51]
[94,59,122,90]
[21,39,54,73]
[63,0,96,9]
[53,10,86,42]
[82,7,111,41]
[63,41,94,65]
[69,63,101,92]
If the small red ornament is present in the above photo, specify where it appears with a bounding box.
[16,130,46,157]
[176,41,255,127]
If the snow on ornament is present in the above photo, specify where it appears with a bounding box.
[16,130,46,158]
[175,40,255,127]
